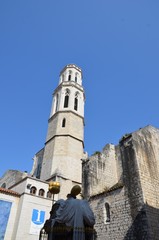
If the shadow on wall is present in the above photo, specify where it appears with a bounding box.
[124,204,159,240]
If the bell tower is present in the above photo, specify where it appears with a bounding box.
[40,64,85,198]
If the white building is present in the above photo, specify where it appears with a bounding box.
[0,177,51,240]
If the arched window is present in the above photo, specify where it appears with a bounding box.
[68,70,72,81]
[30,186,37,195]
[105,202,110,223]
[64,89,70,108]
[55,94,59,112]
[74,92,79,111]
[62,74,64,82]
[47,191,52,199]
[39,189,45,197]
[1,183,6,188]
[62,118,66,127]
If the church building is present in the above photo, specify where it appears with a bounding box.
[0,64,86,240]
[1,64,159,240]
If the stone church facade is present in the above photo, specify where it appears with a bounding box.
[0,64,159,239]
[82,125,159,240]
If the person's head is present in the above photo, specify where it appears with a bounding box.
[70,185,81,198]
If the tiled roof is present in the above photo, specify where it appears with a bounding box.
[0,187,20,197]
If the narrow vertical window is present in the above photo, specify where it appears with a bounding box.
[64,95,69,108]
[74,92,79,111]
[68,75,71,81]
[74,98,78,111]
[64,89,70,108]
[105,203,110,223]
[68,70,72,81]
[62,118,66,127]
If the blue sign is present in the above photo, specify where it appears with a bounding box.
[31,209,45,225]
[0,200,12,240]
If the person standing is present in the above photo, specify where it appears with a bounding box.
[54,185,95,240]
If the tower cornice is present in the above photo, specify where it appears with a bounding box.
[48,110,85,125]
[53,81,84,97]
[60,64,82,77]
[45,134,84,148]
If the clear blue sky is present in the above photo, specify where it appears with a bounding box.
[0,0,159,177]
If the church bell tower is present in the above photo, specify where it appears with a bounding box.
[40,64,85,198]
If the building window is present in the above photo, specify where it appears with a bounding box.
[30,186,37,195]
[105,202,110,223]
[68,70,72,81]
[64,95,69,108]
[68,74,71,81]
[64,89,70,108]
[62,74,64,82]
[74,92,79,111]
[62,118,66,127]
[1,183,6,188]
[39,189,45,197]
[47,191,52,198]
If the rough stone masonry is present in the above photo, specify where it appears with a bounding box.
[82,125,159,240]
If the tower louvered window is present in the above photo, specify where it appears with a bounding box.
[68,70,72,81]
[68,75,71,81]
[64,89,70,108]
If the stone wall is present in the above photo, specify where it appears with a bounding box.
[89,187,133,240]
[31,148,44,179]
[83,125,159,240]
[0,170,28,189]
[119,131,149,239]
[82,144,121,199]
[131,126,159,239]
